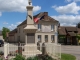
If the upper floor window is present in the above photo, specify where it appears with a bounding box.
[51,35,54,43]
[38,35,41,42]
[45,35,48,42]
[38,24,41,30]
[18,28,20,33]
[51,25,54,31]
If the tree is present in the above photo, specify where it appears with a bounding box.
[77,22,80,28]
[2,27,10,39]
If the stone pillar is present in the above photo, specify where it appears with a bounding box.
[23,0,42,58]
[42,34,45,43]
[54,24,58,44]
[48,35,51,43]
[25,33,27,44]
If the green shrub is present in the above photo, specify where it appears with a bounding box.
[0,51,4,55]
[13,54,26,60]
[27,54,54,60]
[0,57,3,60]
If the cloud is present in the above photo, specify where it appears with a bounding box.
[0,0,41,15]
[0,27,2,30]
[52,2,80,14]
[33,6,41,12]
[0,12,2,16]
[65,0,72,2]
[3,22,8,24]
[52,5,57,8]
[8,21,22,30]
[16,22,22,25]
[8,24,17,30]
[51,14,80,26]
[65,0,80,2]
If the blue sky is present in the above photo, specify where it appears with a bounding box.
[0,0,80,30]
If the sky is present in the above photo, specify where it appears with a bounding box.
[0,0,80,30]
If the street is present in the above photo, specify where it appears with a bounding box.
[61,45,80,60]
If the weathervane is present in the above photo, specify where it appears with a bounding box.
[28,0,32,6]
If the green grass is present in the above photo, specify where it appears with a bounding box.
[61,53,76,60]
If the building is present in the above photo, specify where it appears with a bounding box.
[0,30,4,41]
[8,12,59,44]
[58,26,80,45]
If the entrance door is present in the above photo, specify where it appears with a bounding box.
[27,33,35,43]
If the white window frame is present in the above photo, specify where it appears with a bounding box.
[51,25,54,31]
[51,35,54,43]
[38,35,41,42]
[38,24,41,31]
[45,35,48,42]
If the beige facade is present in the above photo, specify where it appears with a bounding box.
[8,18,58,44]
[0,36,4,41]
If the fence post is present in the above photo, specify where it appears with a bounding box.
[37,42,40,50]
[7,43,9,54]
[42,43,46,55]
[18,42,22,55]
[4,44,8,59]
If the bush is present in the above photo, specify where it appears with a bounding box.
[13,54,26,60]
[0,51,4,56]
[27,54,54,60]
[0,57,3,60]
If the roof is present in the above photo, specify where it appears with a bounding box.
[65,27,77,31]
[9,28,17,34]
[77,28,80,34]
[68,32,76,36]
[17,12,58,27]
[58,27,66,35]
[0,31,2,35]
[58,26,80,35]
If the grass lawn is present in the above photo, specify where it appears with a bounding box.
[61,53,76,60]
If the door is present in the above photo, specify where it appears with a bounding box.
[27,33,35,43]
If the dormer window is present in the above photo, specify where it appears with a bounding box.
[38,24,41,30]
[51,25,54,31]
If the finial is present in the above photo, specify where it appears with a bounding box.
[28,0,32,6]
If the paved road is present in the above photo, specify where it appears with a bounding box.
[61,45,80,60]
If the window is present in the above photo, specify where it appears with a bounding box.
[19,28,20,33]
[51,35,54,43]
[38,24,41,30]
[38,35,41,42]
[18,36,20,42]
[51,25,54,31]
[45,35,48,42]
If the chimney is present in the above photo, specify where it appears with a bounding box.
[44,12,48,20]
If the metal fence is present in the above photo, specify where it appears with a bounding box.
[4,43,61,60]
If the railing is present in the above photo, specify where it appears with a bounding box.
[4,43,61,60]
